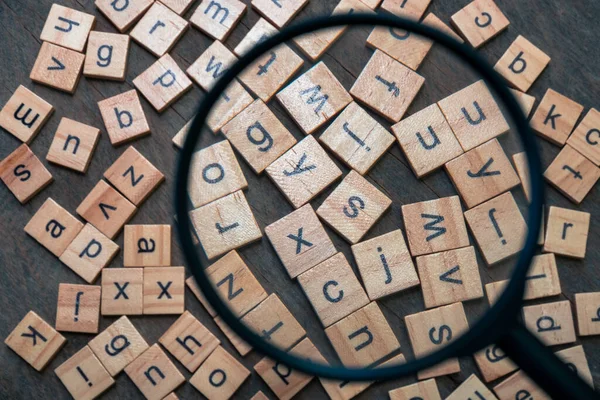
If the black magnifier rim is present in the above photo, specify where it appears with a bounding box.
[176,12,543,381]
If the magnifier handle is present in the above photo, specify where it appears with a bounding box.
[499,323,598,399]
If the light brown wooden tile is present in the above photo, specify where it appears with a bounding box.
[251,0,308,28]
[133,54,192,112]
[566,108,600,167]
[437,80,509,151]
[56,283,101,334]
[98,90,151,146]
[276,62,352,134]
[46,117,101,173]
[392,103,463,178]
[423,12,463,43]
[555,345,594,388]
[55,345,115,400]
[101,268,144,315]
[95,0,154,32]
[124,225,171,267]
[84,31,130,81]
[402,195,469,257]
[30,42,85,94]
[366,26,432,71]
[530,88,584,146]
[543,206,590,258]
[321,102,395,175]
[186,276,218,317]
[493,370,550,400]
[187,40,238,91]
[388,378,441,400]
[4,311,66,371]
[512,151,532,202]
[450,0,509,48]
[0,85,54,143]
[207,80,255,132]
[445,139,520,208]
[509,88,536,118]
[405,302,469,379]
[446,374,498,400]
[522,300,576,346]
[40,4,95,52]
[130,2,188,57]
[0,144,53,203]
[214,315,253,356]
[160,0,196,14]
[190,0,247,41]
[473,343,517,382]
[88,316,149,376]
[189,345,250,399]
[143,267,185,315]
[234,17,276,56]
[380,0,431,19]
[266,135,343,208]
[494,35,550,92]
[76,180,137,239]
[575,292,600,336]
[24,197,84,257]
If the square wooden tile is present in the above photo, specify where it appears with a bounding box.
[450,0,510,48]
[423,13,464,43]
[555,345,594,388]
[124,224,171,267]
[55,346,115,400]
[402,195,470,257]
[544,145,600,204]
[530,88,584,146]
[380,0,431,20]
[350,50,425,123]
[325,302,400,367]
[543,206,590,258]
[190,345,250,399]
[388,378,441,400]
[214,316,253,356]
[190,0,247,41]
[351,229,419,301]
[46,117,101,173]
[187,40,237,91]
[56,283,101,334]
[437,80,509,151]
[188,140,248,208]
[208,80,255,132]
[160,0,196,14]
[320,102,395,175]
[84,31,130,81]
[125,344,186,400]
[575,292,600,336]
[405,302,469,379]
[317,170,392,243]
[0,144,53,204]
[143,266,185,314]
[24,197,84,257]
[567,108,600,166]
[101,268,144,315]
[366,26,432,71]
[40,4,95,52]
[510,88,536,118]
[493,370,550,400]
[240,294,306,351]
[98,90,151,146]
[266,135,343,208]
[30,42,85,94]
[95,0,154,32]
[186,276,217,317]
[445,139,520,208]
[473,343,517,382]
[4,311,66,371]
[464,191,526,265]
[251,0,308,28]
[133,54,192,112]
[494,35,550,92]
[392,103,463,178]
[77,180,137,239]
[277,62,352,134]
[0,85,54,143]
[234,17,276,56]
[130,2,188,57]
[522,300,576,346]
[222,99,297,174]
[88,316,149,376]
[446,374,497,400]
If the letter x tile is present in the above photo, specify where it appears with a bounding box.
[143,267,186,315]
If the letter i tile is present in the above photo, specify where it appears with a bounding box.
[55,346,115,399]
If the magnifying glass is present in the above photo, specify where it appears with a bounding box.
[175,12,597,399]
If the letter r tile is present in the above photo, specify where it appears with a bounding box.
[522,300,576,347]
[130,2,189,57]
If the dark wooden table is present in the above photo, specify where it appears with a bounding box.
[1,0,600,398]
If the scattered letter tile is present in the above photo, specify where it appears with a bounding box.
[367,25,432,71]
[56,283,101,333]
[0,85,54,143]
[190,0,247,41]
[46,117,101,173]
[473,343,517,382]
[124,224,171,267]
[512,152,532,202]
[389,378,441,400]
[446,374,498,400]
[522,300,576,346]
[575,292,600,337]
[543,206,590,259]
[530,88,584,146]
[189,345,250,399]
[510,88,536,118]
[55,346,115,400]
[251,0,308,28]
[143,267,185,315]
[0,144,53,203]
[30,42,85,94]
[207,80,254,132]
[84,31,130,81]
[494,35,550,92]
[544,145,600,204]
[555,345,594,388]
[130,2,189,57]
[40,4,95,52]
[98,90,151,146]
[566,108,600,166]
[160,0,196,14]
[101,268,144,315]
[95,0,154,32]
[493,370,550,400]
[450,0,509,48]
[187,40,238,91]
[380,0,431,20]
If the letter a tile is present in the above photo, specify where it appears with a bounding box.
[46,117,101,173]
[494,35,550,92]
[522,300,576,346]
[98,90,151,146]
[40,4,96,52]
[95,0,154,32]
[0,85,54,144]
[450,0,510,48]
[0,144,53,204]
[130,2,189,57]
[30,42,85,94]
[55,346,115,400]
[190,0,247,41]
[544,145,600,204]
[530,88,584,146]
[124,224,171,267]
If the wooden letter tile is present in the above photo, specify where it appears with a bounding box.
[56,283,101,334]
[446,374,498,400]
[392,103,464,178]
[493,370,550,400]
[266,135,343,208]
[160,0,196,14]
[367,26,432,71]
[389,378,441,400]
[276,62,352,134]
[95,0,154,32]
[555,345,594,388]
[402,195,470,257]
[530,88,584,146]
[494,35,550,92]
[0,85,54,143]
[352,229,420,301]
[251,0,308,28]
[423,13,464,43]
[143,267,185,314]
[84,31,130,81]
[404,302,469,379]
[380,0,431,20]
[46,117,101,173]
[567,108,600,166]
[98,90,151,146]
[543,206,590,258]
[437,80,509,151]
[190,0,247,41]
[522,300,576,346]
[320,102,395,175]
[207,80,255,132]
[512,151,532,202]
[130,2,189,57]
[4,311,66,371]
[190,345,250,399]
[40,4,95,52]
[187,40,237,91]
[30,42,85,94]
[101,268,144,315]
[24,197,84,257]
[445,139,520,208]
[76,180,137,239]
[55,346,115,400]
[510,88,536,118]
[544,145,600,204]
[0,144,53,203]
[124,224,171,267]
[133,54,193,112]
[575,292,600,336]
[473,343,517,382]
[213,316,253,356]
[450,0,510,48]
